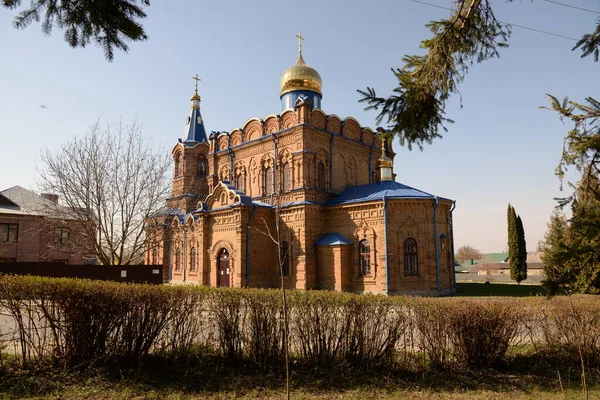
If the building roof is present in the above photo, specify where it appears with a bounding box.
[468,261,543,273]
[326,180,450,206]
[315,233,352,246]
[0,186,58,216]
[180,92,208,145]
[457,252,509,272]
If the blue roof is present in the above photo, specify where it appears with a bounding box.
[326,181,447,206]
[316,233,352,246]
[151,207,185,218]
[181,106,208,145]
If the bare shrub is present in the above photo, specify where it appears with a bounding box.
[410,298,453,369]
[344,295,405,369]
[290,291,353,367]
[208,289,245,361]
[526,296,600,364]
[446,299,523,368]
[243,289,284,367]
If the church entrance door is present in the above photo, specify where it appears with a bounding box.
[218,248,230,287]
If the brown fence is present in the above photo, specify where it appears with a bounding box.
[0,262,164,284]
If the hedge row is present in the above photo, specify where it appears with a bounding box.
[1,275,599,371]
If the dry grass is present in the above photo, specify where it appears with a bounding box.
[3,382,599,400]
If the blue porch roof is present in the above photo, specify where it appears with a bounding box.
[315,233,352,246]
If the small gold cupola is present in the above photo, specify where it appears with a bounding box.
[190,74,201,109]
[379,139,394,182]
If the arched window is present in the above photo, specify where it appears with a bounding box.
[190,247,196,271]
[174,154,182,177]
[236,172,245,193]
[197,156,207,177]
[281,241,290,276]
[359,239,371,276]
[152,248,158,265]
[219,248,229,260]
[317,162,326,191]
[175,247,181,271]
[404,238,418,275]
[283,163,292,192]
[264,167,273,196]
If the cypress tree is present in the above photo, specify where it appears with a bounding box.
[507,204,520,283]
[515,215,528,283]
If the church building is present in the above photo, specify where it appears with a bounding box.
[146,35,456,296]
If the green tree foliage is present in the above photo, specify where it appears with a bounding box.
[539,211,571,294]
[541,96,600,195]
[358,0,509,149]
[2,0,150,61]
[540,173,600,294]
[515,214,527,282]
[507,204,519,282]
[359,0,600,149]
[507,204,527,283]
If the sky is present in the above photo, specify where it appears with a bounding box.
[0,0,599,253]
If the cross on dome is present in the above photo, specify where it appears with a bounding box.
[296,31,304,54]
[192,74,201,94]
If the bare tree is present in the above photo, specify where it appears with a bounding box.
[38,119,171,265]
[251,193,294,400]
[455,245,483,264]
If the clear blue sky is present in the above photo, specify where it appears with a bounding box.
[1,0,598,253]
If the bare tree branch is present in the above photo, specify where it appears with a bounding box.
[37,118,171,265]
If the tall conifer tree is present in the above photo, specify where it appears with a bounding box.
[507,204,519,281]
[515,215,528,283]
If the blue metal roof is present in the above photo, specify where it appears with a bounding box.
[181,106,208,145]
[316,233,352,246]
[326,181,443,206]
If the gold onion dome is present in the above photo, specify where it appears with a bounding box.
[280,52,322,96]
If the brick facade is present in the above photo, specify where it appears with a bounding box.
[0,188,89,264]
[146,100,456,296]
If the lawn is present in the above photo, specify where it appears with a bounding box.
[0,373,596,400]
[456,282,547,297]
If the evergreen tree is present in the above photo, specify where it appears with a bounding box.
[540,172,600,294]
[540,211,572,294]
[566,171,600,293]
[515,214,527,283]
[359,0,600,149]
[507,204,520,283]
[3,0,150,61]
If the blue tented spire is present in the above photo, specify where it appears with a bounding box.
[180,78,208,145]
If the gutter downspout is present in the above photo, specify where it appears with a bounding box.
[450,200,457,290]
[329,132,334,193]
[272,135,278,192]
[383,195,389,294]
[183,228,187,282]
[228,148,234,183]
[245,205,259,288]
[434,197,441,292]
[368,146,374,184]
[169,234,173,281]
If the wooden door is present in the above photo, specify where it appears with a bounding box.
[218,248,230,287]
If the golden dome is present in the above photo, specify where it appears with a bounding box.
[280,53,322,96]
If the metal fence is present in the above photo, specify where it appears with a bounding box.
[0,262,164,284]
